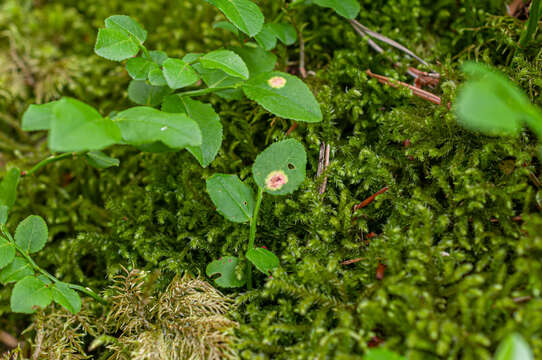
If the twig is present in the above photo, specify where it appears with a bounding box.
[0,330,18,348]
[286,122,299,136]
[317,142,326,177]
[366,69,446,107]
[349,20,440,85]
[353,186,389,211]
[513,295,532,303]
[350,20,429,66]
[341,257,367,265]
[318,143,331,194]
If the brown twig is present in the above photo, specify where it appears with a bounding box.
[286,122,299,136]
[353,186,389,211]
[0,330,18,348]
[349,19,440,86]
[366,69,447,107]
[341,257,367,265]
[318,143,331,194]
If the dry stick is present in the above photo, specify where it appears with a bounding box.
[353,186,389,211]
[317,142,326,177]
[366,69,446,107]
[350,19,429,66]
[0,330,18,348]
[349,20,440,83]
[319,144,331,194]
[286,122,299,136]
[341,257,367,265]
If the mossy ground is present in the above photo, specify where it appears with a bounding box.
[1,0,542,359]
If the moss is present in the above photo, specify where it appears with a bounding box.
[1,0,542,358]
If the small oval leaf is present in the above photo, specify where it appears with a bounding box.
[206,174,255,223]
[85,151,120,169]
[128,80,172,106]
[52,282,82,314]
[94,28,139,61]
[313,0,361,19]
[114,107,202,149]
[15,215,48,254]
[0,168,21,210]
[200,50,249,80]
[104,15,147,43]
[205,0,264,36]
[162,96,222,167]
[49,98,122,152]
[206,256,246,288]
[162,58,200,89]
[21,101,59,131]
[252,139,307,195]
[0,237,15,270]
[242,71,322,123]
[246,248,279,274]
[0,257,33,284]
[11,276,53,314]
[126,57,153,80]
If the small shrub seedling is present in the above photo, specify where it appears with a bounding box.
[205,139,307,289]
[0,169,103,315]
[13,0,323,311]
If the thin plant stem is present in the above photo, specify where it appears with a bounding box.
[1,224,106,305]
[139,43,152,59]
[23,152,77,177]
[247,187,264,290]
[177,85,236,97]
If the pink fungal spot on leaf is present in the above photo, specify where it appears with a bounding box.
[265,170,288,191]
[268,76,287,89]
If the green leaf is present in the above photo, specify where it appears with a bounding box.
[114,107,202,149]
[200,50,249,80]
[15,215,48,254]
[213,20,240,35]
[246,248,279,274]
[126,57,153,80]
[192,64,244,100]
[242,71,322,122]
[94,28,139,61]
[313,0,361,19]
[231,46,277,77]
[104,15,147,43]
[206,174,255,223]
[456,62,541,137]
[206,256,246,288]
[148,67,168,86]
[21,101,59,131]
[0,168,21,209]
[0,205,7,225]
[11,276,53,314]
[162,96,222,167]
[162,58,200,89]
[52,282,82,314]
[495,333,533,360]
[269,23,297,45]
[49,98,121,152]
[182,53,203,63]
[254,24,278,50]
[252,139,307,195]
[0,237,15,270]
[150,50,168,65]
[85,151,120,169]
[205,0,264,36]
[128,80,172,106]
[0,257,33,284]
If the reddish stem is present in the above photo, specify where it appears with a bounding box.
[353,187,389,211]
